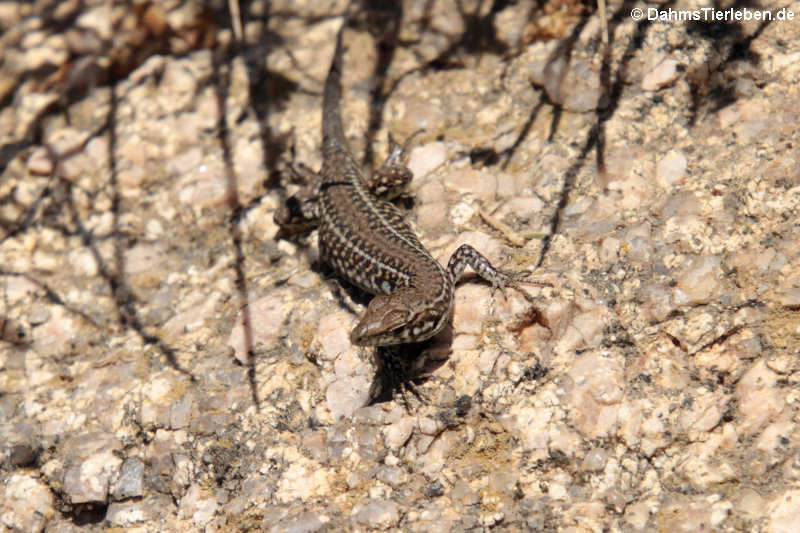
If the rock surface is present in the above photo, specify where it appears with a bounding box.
[1,0,799,531]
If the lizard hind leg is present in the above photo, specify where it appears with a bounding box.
[273,189,320,231]
[367,130,425,199]
[273,162,323,232]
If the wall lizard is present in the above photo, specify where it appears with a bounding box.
[275,15,530,350]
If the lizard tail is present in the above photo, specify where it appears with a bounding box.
[322,14,348,158]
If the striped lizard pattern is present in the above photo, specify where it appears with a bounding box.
[275,16,529,348]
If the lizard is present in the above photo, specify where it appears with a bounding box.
[275,14,530,353]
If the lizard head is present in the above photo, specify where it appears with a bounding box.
[349,292,446,347]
